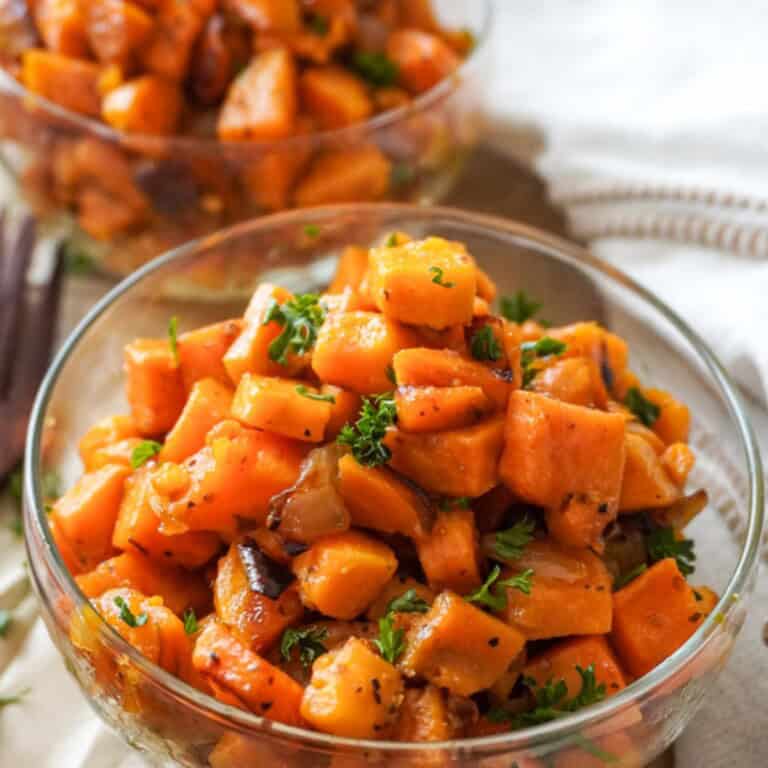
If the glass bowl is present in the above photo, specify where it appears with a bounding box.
[24,205,764,768]
[0,1,492,278]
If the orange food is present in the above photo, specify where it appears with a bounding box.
[620,433,680,512]
[22,49,102,116]
[87,0,154,67]
[387,28,460,94]
[177,319,243,392]
[79,414,140,471]
[102,76,183,135]
[395,385,493,433]
[300,66,373,128]
[644,387,691,444]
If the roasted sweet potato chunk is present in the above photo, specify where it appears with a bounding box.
[387,28,460,94]
[300,66,373,128]
[22,49,102,116]
[79,414,140,471]
[177,319,243,392]
[395,385,493,433]
[102,76,183,135]
[620,432,680,512]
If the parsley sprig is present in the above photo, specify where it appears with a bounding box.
[263,293,326,366]
[471,325,502,362]
[352,51,399,87]
[295,385,336,404]
[0,609,12,637]
[386,588,430,616]
[429,266,455,288]
[521,336,567,388]
[281,626,329,669]
[465,565,534,611]
[500,291,543,324]
[624,387,661,427]
[168,316,179,365]
[337,394,396,467]
[440,496,471,510]
[183,609,198,635]
[646,526,696,576]
[114,596,148,628]
[494,517,535,561]
[373,589,430,664]
[130,440,163,470]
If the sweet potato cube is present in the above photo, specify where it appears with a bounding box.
[531,357,607,409]
[524,636,628,700]
[231,374,332,442]
[499,539,613,641]
[102,75,182,135]
[292,531,398,619]
[301,637,404,738]
[416,509,483,593]
[50,464,129,571]
[35,0,89,56]
[620,433,680,512]
[22,49,102,117]
[124,338,186,436]
[400,591,525,696]
[392,348,512,410]
[160,378,234,463]
[293,145,391,206]
[113,466,221,568]
[368,237,477,329]
[337,454,433,539]
[178,319,243,391]
[227,0,301,32]
[392,685,457,742]
[157,420,306,533]
[611,558,706,678]
[396,385,493,433]
[87,0,154,66]
[387,29,460,94]
[385,415,505,497]
[323,385,361,440]
[79,414,140,471]
[499,391,626,548]
[217,48,297,140]
[327,245,370,296]
[193,621,304,725]
[214,542,304,653]
[300,66,373,129]
[644,387,691,445]
[76,550,211,617]
[88,438,143,470]
[312,311,419,394]
[661,442,695,486]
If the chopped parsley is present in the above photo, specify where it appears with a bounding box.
[352,51,399,87]
[306,14,329,36]
[386,364,397,385]
[62,239,95,276]
[0,688,30,709]
[373,614,405,664]
[337,394,396,467]
[521,336,567,388]
[263,293,326,366]
[440,496,471,510]
[385,233,399,247]
[0,609,12,637]
[500,291,543,324]
[470,325,502,362]
[387,589,430,615]
[130,440,163,470]
[624,387,661,427]
[613,563,648,591]
[304,224,321,238]
[646,526,696,576]
[183,609,198,636]
[429,266,455,288]
[465,565,534,611]
[168,316,179,365]
[281,626,329,668]
[295,385,336,404]
[495,517,535,561]
[114,596,148,628]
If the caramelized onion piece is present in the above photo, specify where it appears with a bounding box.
[651,489,708,531]
[236,538,294,599]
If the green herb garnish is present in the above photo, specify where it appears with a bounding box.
[337,394,396,467]
[646,526,696,576]
[495,517,535,561]
[304,224,321,238]
[130,440,163,470]
[281,626,329,669]
[387,588,430,615]
[429,266,455,288]
[386,364,397,385]
[62,239,95,276]
[624,387,661,427]
[500,291,543,324]
[295,385,336,404]
[114,596,148,628]
[0,609,12,637]
[168,316,179,366]
[613,563,648,591]
[385,233,399,247]
[440,497,471,510]
[183,609,198,636]
[465,565,534,611]
[521,336,567,388]
[263,293,326,366]
[373,614,405,664]
[470,325,502,362]
[352,51,399,87]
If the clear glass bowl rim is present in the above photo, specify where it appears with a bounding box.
[24,203,765,754]
[0,0,494,154]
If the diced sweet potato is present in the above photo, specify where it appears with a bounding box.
[416,509,482,593]
[532,356,607,409]
[87,437,144,470]
[365,576,435,621]
[124,338,186,436]
[327,245,371,297]
[400,591,525,696]
[385,415,505,497]
[611,558,707,678]
[396,385,492,433]
[231,374,332,442]
[113,466,221,568]
[387,28,460,94]
[22,49,102,117]
[293,145,391,206]
[76,187,144,240]
[300,66,373,128]
[35,0,89,56]
[155,420,306,534]
[160,378,234,463]
[323,385,361,440]
[662,442,695,486]
[214,541,304,652]
[620,433,681,512]
[312,311,419,394]
[50,516,84,576]
[392,348,512,410]
[193,621,304,725]
[301,637,404,738]
[644,387,691,445]
[218,48,297,140]
[226,0,301,32]
[292,531,398,619]
[87,0,154,66]
[499,391,626,549]
[337,453,433,538]
[499,539,613,641]
[241,139,312,212]
[76,550,211,616]
[50,464,129,572]
[178,319,243,391]
[368,237,477,329]
[524,636,628,700]
[102,76,183,135]
[79,414,140,471]
[392,685,457,742]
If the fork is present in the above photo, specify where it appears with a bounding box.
[0,212,63,480]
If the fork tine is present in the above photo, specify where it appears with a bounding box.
[0,214,36,395]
